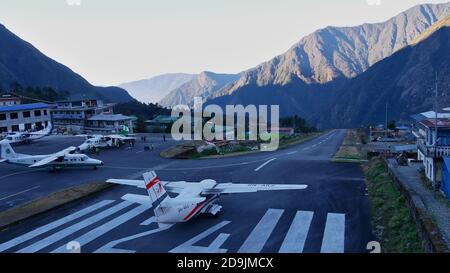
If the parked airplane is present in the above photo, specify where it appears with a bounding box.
[77,134,136,152]
[2,123,52,145]
[107,171,308,224]
[0,140,103,170]
[76,125,136,151]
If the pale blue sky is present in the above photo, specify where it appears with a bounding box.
[0,0,447,86]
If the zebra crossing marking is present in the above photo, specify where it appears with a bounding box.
[278,211,314,253]
[238,209,284,253]
[51,204,151,253]
[0,200,114,253]
[320,213,345,253]
[17,201,133,253]
[2,202,347,253]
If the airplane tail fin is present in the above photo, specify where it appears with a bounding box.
[143,171,168,204]
[0,140,17,159]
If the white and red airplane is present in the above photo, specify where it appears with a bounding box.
[107,171,307,224]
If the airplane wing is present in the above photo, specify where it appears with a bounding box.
[107,179,146,188]
[106,179,188,194]
[121,194,152,206]
[202,183,308,194]
[29,147,78,168]
[29,155,64,168]
[108,135,136,140]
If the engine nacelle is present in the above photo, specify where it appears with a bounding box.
[200,179,218,189]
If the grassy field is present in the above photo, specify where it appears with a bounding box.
[332,129,365,162]
[364,158,424,253]
[188,133,323,159]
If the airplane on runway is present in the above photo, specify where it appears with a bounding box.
[0,140,104,170]
[107,171,308,224]
[76,126,136,152]
[1,123,53,145]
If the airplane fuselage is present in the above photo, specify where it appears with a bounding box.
[155,194,221,223]
[5,153,103,168]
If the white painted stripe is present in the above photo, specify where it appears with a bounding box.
[0,200,114,253]
[286,151,297,155]
[140,216,156,226]
[321,213,345,253]
[51,204,150,253]
[238,209,284,253]
[170,221,231,253]
[0,186,41,202]
[279,211,314,253]
[17,201,133,253]
[254,158,276,172]
[95,223,174,253]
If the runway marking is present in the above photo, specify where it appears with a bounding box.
[279,211,314,253]
[238,209,284,253]
[0,186,41,202]
[286,151,298,155]
[170,221,231,253]
[103,159,264,172]
[0,169,42,181]
[254,158,277,172]
[0,200,114,253]
[51,204,151,253]
[17,201,133,253]
[320,213,345,253]
[140,216,157,226]
[95,223,174,253]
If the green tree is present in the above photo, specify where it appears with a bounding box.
[387,120,396,131]
[135,117,148,133]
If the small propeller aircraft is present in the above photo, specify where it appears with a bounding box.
[107,171,308,224]
[2,123,53,145]
[76,126,136,152]
[0,140,103,170]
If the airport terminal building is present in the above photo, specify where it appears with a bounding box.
[0,103,52,133]
[51,99,135,134]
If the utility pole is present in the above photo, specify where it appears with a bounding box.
[385,103,388,138]
[433,73,438,199]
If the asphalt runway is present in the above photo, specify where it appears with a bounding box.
[0,130,377,253]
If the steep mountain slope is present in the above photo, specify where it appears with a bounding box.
[318,26,450,128]
[159,72,240,107]
[213,2,450,99]
[410,14,450,44]
[119,73,196,103]
[0,24,133,102]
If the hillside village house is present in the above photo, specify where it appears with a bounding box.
[85,114,135,134]
[146,115,179,133]
[412,110,450,194]
[51,99,134,134]
[0,103,51,133]
[0,96,21,106]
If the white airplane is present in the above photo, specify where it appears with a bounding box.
[2,123,53,145]
[0,140,104,170]
[77,134,136,152]
[107,171,308,224]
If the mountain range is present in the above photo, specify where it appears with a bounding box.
[205,2,450,128]
[213,3,450,99]
[1,2,449,129]
[319,18,450,128]
[159,72,240,107]
[0,24,133,102]
[119,73,196,104]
